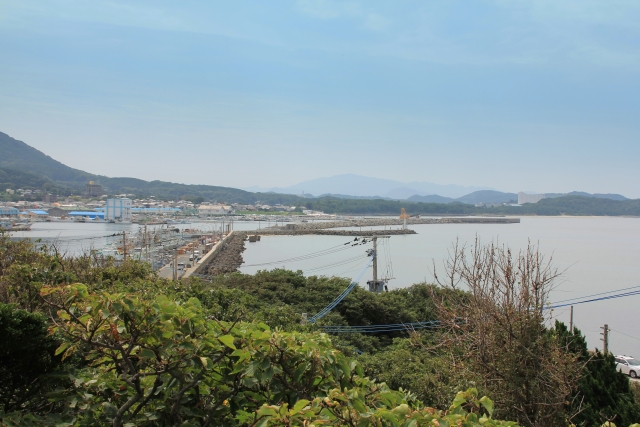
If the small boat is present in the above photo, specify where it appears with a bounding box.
[0,221,33,231]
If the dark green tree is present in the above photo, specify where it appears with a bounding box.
[555,321,640,427]
[0,304,62,413]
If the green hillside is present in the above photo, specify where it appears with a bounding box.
[0,167,54,190]
[0,132,95,185]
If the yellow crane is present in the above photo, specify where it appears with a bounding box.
[399,208,410,230]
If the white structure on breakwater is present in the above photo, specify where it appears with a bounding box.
[105,198,132,222]
[518,192,546,204]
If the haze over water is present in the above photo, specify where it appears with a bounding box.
[241,217,640,359]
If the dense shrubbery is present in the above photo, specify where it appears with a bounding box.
[1,233,640,426]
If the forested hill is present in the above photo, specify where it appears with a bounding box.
[0,132,95,184]
[303,195,640,216]
[0,167,54,191]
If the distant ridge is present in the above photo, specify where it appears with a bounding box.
[246,173,492,199]
[456,190,518,204]
[565,191,627,201]
[407,194,454,204]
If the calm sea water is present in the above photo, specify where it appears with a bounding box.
[240,217,640,358]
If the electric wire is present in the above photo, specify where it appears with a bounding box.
[547,290,640,309]
[302,255,368,273]
[610,330,640,342]
[209,240,370,269]
[307,255,374,323]
[323,286,640,334]
[550,285,640,305]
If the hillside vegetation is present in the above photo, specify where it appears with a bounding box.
[1,234,639,426]
[304,195,640,216]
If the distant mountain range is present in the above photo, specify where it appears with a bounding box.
[0,131,631,207]
[244,174,493,199]
[246,175,627,204]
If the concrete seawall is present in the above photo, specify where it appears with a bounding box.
[253,229,416,236]
[261,216,519,232]
[182,230,245,279]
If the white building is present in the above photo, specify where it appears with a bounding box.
[105,198,132,222]
[198,204,233,216]
[518,192,546,204]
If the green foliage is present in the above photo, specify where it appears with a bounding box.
[554,321,640,427]
[0,232,157,312]
[0,304,63,414]
[183,270,441,352]
[7,282,496,427]
[32,285,366,426]
[358,336,473,409]
[3,234,640,426]
[254,387,511,427]
[631,382,640,406]
[0,167,61,192]
[304,195,640,216]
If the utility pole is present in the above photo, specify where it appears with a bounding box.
[601,324,609,354]
[144,225,149,262]
[372,236,378,290]
[569,306,573,332]
[367,236,390,293]
[173,249,178,281]
[122,232,127,261]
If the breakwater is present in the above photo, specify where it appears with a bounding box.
[195,216,518,277]
[202,231,247,276]
[266,216,519,232]
[254,229,416,236]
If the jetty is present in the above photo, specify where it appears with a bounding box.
[189,216,520,278]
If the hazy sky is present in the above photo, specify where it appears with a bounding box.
[1,1,639,196]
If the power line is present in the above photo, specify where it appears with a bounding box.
[547,290,640,309]
[302,255,367,273]
[551,285,640,305]
[610,329,640,342]
[308,255,374,323]
[322,320,441,333]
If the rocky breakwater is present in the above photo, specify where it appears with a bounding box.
[204,231,248,276]
[254,229,416,236]
[262,216,519,233]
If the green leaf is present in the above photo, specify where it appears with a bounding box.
[54,342,70,356]
[218,334,236,350]
[479,396,494,416]
[140,348,156,359]
[450,392,467,409]
[291,399,310,415]
[199,357,210,369]
[256,406,278,417]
